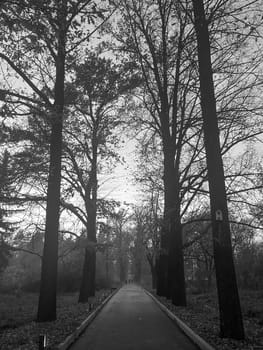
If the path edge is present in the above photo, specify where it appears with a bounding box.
[144,289,215,350]
[55,287,120,350]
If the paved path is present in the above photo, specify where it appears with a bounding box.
[69,284,199,350]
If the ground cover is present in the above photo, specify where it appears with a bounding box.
[2,287,263,350]
[153,289,263,350]
[0,289,113,350]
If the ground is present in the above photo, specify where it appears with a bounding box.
[0,288,263,349]
[153,289,263,350]
[0,289,112,350]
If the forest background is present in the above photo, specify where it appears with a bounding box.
[0,0,263,348]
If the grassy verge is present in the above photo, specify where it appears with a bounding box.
[0,289,113,350]
[152,289,263,350]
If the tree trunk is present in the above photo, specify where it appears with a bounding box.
[156,234,168,296]
[192,0,244,339]
[78,245,96,303]
[105,244,110,287]
[78,247,90,303]
[134,229,143,284]
[87,246,96,296]
[162,150,186,305]
[86,140,98,296]
[78,200,97,302]
[37,10,65,322]
[37,122,63,321]
[168,219,186,306]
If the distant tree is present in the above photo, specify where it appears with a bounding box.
[110,0,208,305]
[129,184,162,289]
[60,53,141,301]
[97,219,115,287]
[108,208,131,283]
[130,207,147,284]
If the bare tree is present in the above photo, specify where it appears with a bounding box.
[192,0,244,339]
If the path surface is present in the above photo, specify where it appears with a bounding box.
[69,284,199,350]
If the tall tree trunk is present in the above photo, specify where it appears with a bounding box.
[105,244,110,287]
[156,230,168,296]
[87,205,97,297]
[37,10,66,322]
[79,141,98,302]
[157,148,172,297]
[161,150,186,305]
[78,247,90,303]
[168,219,186,306]
[78,201,97,302]
[134,228,143,283]
[192,0,244,339]
[87,246,96,296]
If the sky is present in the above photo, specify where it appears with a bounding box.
[99,138,141,204]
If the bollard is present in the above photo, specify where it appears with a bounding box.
[39,334,47,350]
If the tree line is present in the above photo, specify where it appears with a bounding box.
[0,0,263,340]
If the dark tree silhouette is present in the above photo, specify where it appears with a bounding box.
[192,0,244,339]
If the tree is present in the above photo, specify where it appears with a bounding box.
[0,0,109,321]
[112,0,263,310]
[0,151,14,275]
[110,0,208,305]
[108,208,131,283]
[97,218,116,288]
[131,207,147,284]
[131,194,162,289]
[183,215,214,292]
[192,0,244,339]
[59,52,140,301]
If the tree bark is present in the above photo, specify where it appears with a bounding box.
[157,165,186,305]
[78,247,90,303]
[156,232,168,296]
[79,136,98,301]
[168,219,186,305]
[87,204,97,297]
[78,245,96,302]
[78,200,97,302]
[148,257,157,290]
[37,7,66,322]
[192,0,244,339]
[160,147,186,305]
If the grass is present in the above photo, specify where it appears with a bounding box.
[153,289,263,350]
[0,289,113,350]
